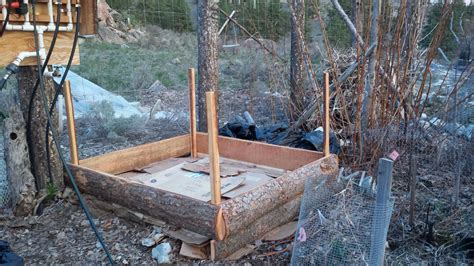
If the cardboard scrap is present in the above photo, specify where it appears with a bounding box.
[133,162,245,202]
[222,173,273,198]
[179,242,208,259]
[262,221,298,241]
[182,162,244,177]
[164,228,210,246]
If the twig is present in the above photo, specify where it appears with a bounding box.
[449,11,460,44]
[218,8,284,61]
[330,0,365,50]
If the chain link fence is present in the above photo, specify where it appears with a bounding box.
[0,129,9,209]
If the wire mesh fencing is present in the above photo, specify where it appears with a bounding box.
[0,129,10,209]
[291,173,394,265]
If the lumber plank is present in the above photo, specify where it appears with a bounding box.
[220,155,339,237]
[63,80,78,165]
[68,163,221,238]
[188,68,197,158]
[79,135,191,174]
[79,0,97,35]
[196,133,324,170]
[206,91,222,205]
[323,72,330,156]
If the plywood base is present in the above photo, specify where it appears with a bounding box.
[0,30,80,67]
[0,1,81,67]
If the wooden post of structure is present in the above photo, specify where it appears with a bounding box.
[370,158,393,266]
[63,80,79,165]
[206,91,221,205]
[323,72,330,156]
[188,68,198,158]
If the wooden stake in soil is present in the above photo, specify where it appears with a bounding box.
[206,91,221,205]
[323,72,330,156]
[188,68,198,158]
[64,80,79,165]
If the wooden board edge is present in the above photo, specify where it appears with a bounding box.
[79,134,191,174]
[196,132,325,170]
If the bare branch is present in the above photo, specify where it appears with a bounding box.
[330,0,365,49]
[218,8,284,61]
[450,11,460,44]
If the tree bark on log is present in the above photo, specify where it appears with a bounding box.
[197,0,219,132]
[220,154,338,237]
[2,89,36,215]
[289,0,306,120]
[216,195,302,259]
[69,164,221,238]
[16,66,63,191]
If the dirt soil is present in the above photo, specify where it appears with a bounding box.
[1,197,292,264]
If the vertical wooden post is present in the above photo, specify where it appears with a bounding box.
[370,158,393,266]
[188,68,198,158]
[323,72,330,156]
[63,80,79,165]
[206,91,221,205]
[79,0,98,35]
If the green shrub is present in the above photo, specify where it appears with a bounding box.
[421,0,473,58]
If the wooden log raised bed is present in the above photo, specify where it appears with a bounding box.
[67,133,338,259]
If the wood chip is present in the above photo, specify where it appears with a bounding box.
[179,242,208,259]
[164,228,210,246]
[262,221,298,241]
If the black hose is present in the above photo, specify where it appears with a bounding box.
[45,0,81,186]
[26,0,62,188]
[0,0,11,37]
[31,3,114,264]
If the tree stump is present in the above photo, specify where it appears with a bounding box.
[16,66,64,191]
[2,89,36,215]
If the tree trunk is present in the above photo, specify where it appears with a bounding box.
[289,0,305,120]
[2,89,36,215]
[197,0,219,132]
[16,66,64,192]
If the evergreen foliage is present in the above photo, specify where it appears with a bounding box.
[107,0,193,32]
[421,0,473,58]
[219,0,291,40]
[324,0,353,49]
